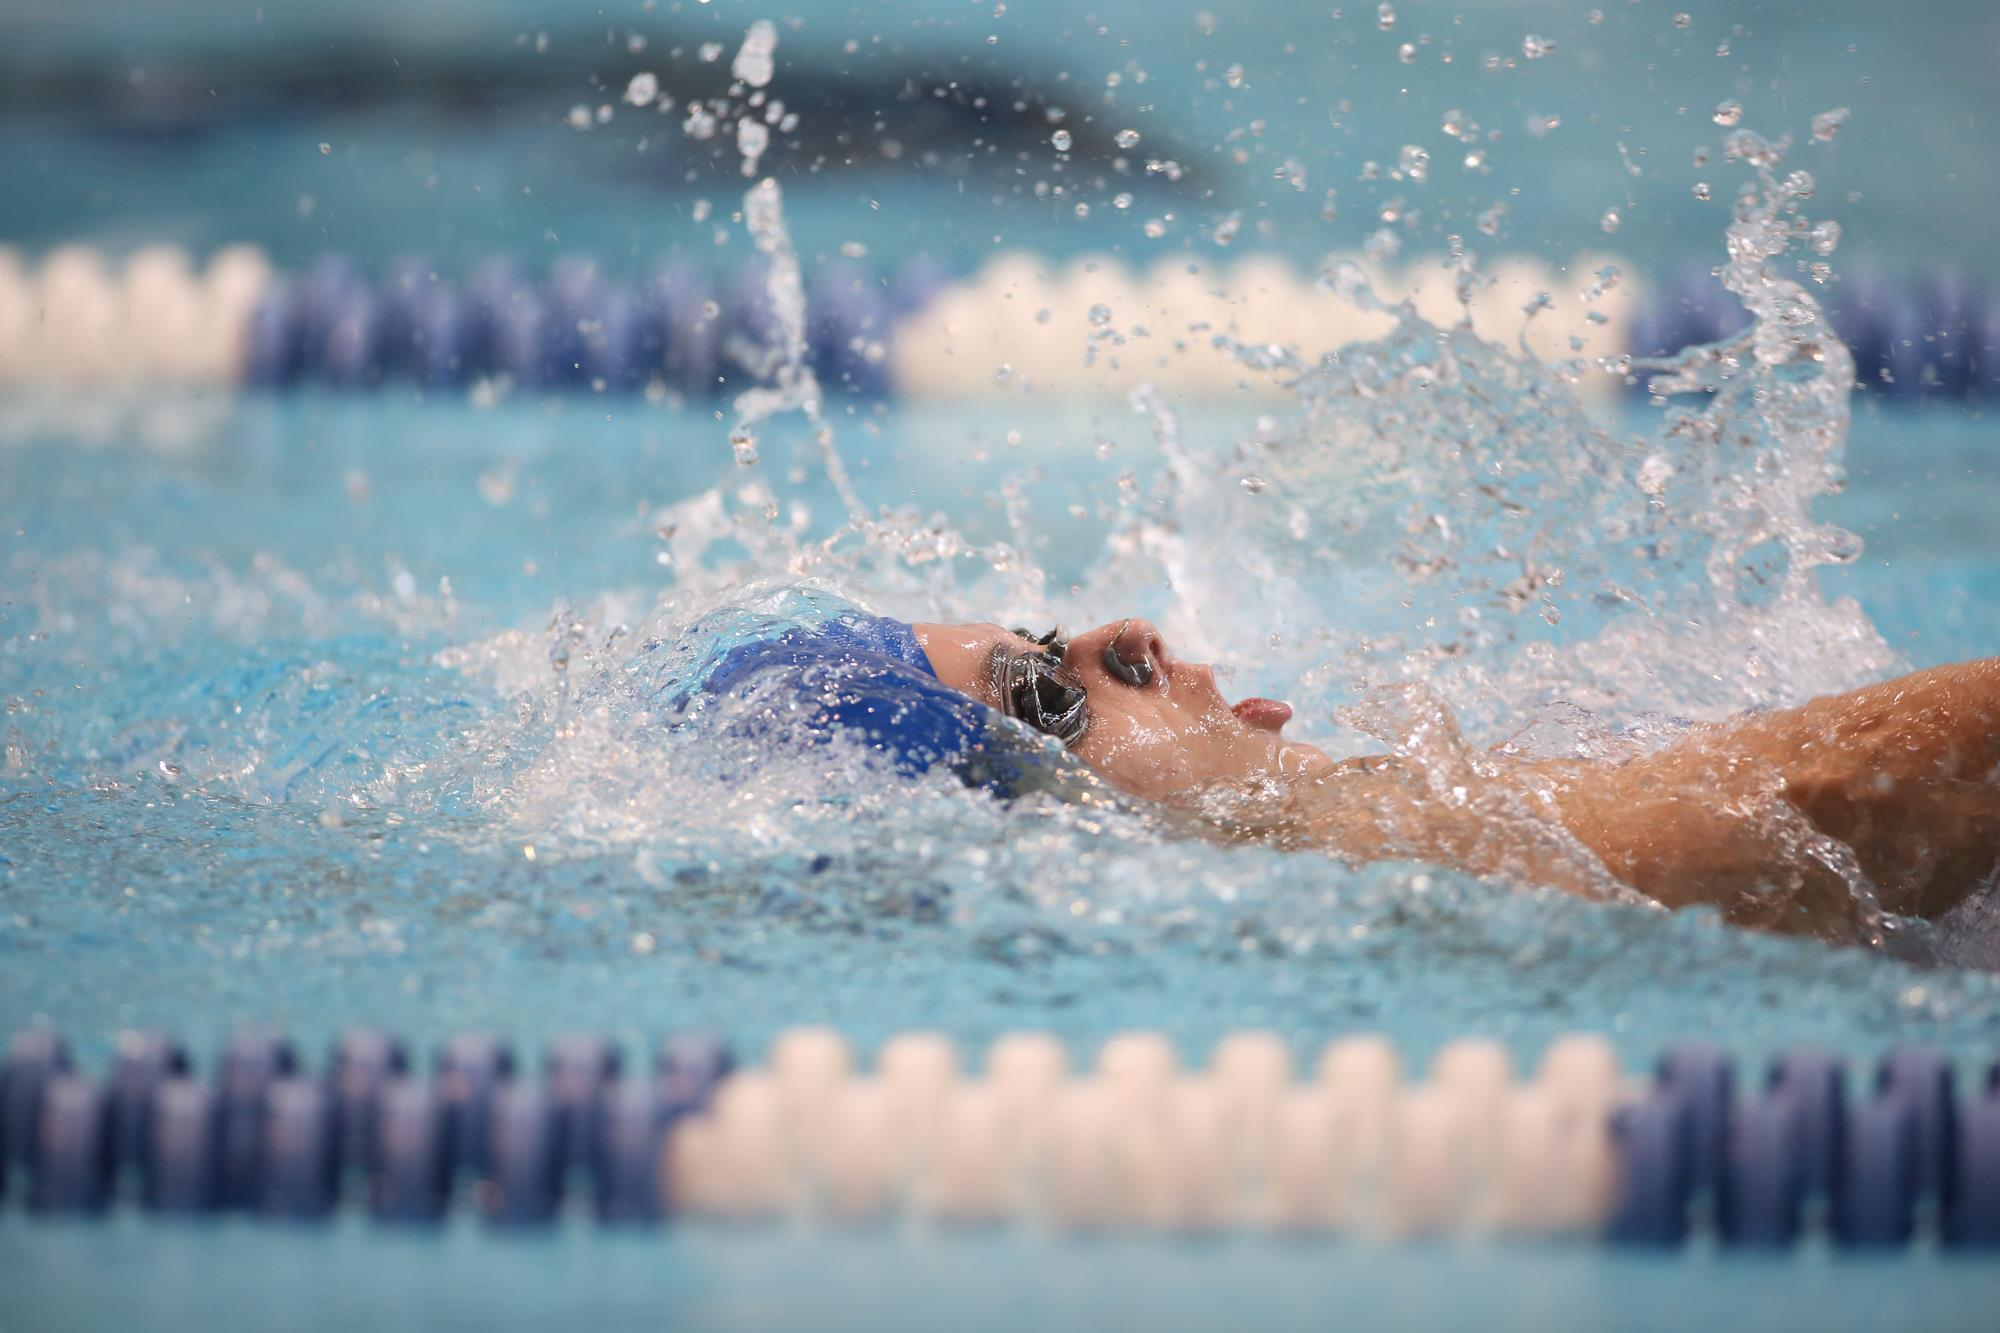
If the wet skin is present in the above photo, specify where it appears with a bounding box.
[916,620,2000,938]
[914,618,1337,805]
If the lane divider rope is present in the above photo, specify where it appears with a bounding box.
[5,1027,1997,1244]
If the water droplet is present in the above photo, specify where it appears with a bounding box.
[1637,454,1674,496]
[1051,128,1074,151]
[1363,227,1401,262]
[1599,207,1621,234]
[731,20,779,87]
[737,119,770,176]
[1811,107,1850,142]
[1114,128,1141,149]
[1376,2,1396,31]
[1712,98,1743,127]
[1522,34,1554,59]
[624,72,659,106]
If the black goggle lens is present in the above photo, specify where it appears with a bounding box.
[1004,628,1087,744]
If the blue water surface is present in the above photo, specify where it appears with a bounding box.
[1,392,1997,1328]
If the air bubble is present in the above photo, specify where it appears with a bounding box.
[1673,12,1691,29]
[1398,145,1429,183]
[1398,43,1416,63]
[1712,99,1743,128]
[1692,181,1711,201]
[1809,220,1841,255]
[567,104,592,130]
[1114,129,1141,149]
[1811,107,1849,142]
[317,142,331,155]
[1239,475,1268,494]
[1143,218,1167,238]
[1599,208,1621,234]
[1522,34,1554,59]
[730,429,759,466]
[1051,128,1074,152]
[1089,304,1113,327]
[1376,3,1396,31]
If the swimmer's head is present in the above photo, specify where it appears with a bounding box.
[914,618,1335,804]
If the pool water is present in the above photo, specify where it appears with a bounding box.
[3,386,2000,1326]
[0,382,1997,1054]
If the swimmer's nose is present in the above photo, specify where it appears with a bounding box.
[1087,618,1166,688]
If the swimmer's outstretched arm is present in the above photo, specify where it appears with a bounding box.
[1282,659,2000,935]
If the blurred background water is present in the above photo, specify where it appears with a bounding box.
[2,0,1996,285]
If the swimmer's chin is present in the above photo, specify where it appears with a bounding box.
[1276,740,1337,782]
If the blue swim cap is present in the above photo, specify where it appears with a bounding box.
[696,613,994,776]
[635,599,1101,799]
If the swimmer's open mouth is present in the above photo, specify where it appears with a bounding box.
[1231,697,1293,731]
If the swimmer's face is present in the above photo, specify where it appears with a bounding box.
[913,618,1335,804]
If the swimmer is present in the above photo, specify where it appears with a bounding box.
[913,619,2000,939]
[691,608,1999,939]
